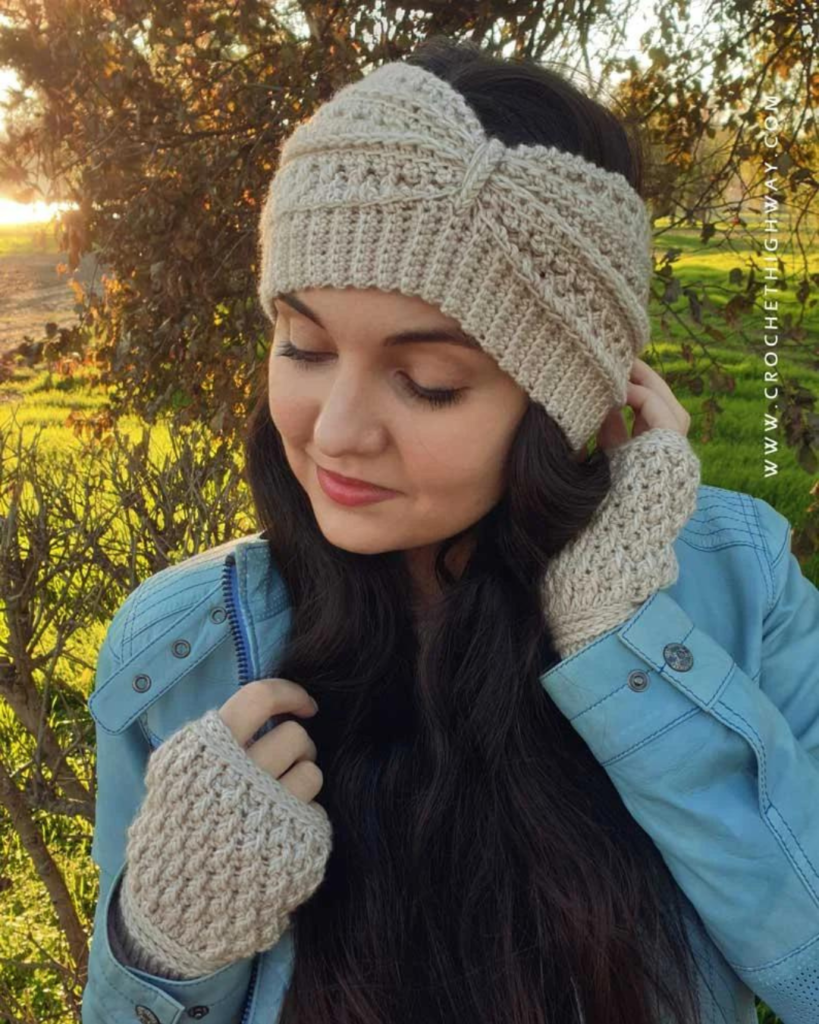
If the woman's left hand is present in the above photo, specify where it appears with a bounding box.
[542,358,701,661]
[595,357,692,452]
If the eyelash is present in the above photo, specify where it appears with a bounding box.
[274,340,466,409]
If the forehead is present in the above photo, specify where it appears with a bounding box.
[276,288,482,350]
[282,286,456,324]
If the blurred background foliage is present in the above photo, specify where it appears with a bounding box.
[0,1,816,1020]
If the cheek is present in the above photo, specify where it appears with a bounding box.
[404,408,511,499]
[268,379,314,441]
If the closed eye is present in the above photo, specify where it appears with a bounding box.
[274,340,467,410]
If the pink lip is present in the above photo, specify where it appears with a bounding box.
[317,466,400,507]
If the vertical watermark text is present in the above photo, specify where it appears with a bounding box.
[760,95,784,478]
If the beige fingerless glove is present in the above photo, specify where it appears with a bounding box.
[542,427,701,660]
[108,706,333,980]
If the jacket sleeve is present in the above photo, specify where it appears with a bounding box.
[538,502,819,1024]
[753,496,819,765]
[82,595,257,1024]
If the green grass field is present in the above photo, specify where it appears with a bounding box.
[647,219,819,584]
[0,219,62,256]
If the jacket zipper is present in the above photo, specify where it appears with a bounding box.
[223,551,262,1023]
[222,552,253,685]
[240,954,260,1024]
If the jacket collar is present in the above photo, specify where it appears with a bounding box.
[89,533,292,735]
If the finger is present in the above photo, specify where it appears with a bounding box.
[629,359,688,420]
[279,760,325,804]
[596,405,630,451]
[218,678,318,750]
[247,718,319,779]
[627,381,688,433]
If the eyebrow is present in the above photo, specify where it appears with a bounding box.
[273,292,481,350]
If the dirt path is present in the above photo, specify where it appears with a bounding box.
[0,249,112,355]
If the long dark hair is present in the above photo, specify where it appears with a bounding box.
[243,35,703,1024]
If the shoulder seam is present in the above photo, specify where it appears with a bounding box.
[747,495,791,618]
[741,493,774,617]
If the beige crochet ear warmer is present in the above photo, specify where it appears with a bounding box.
[256,60,654,454]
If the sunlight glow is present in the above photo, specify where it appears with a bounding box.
[0,198,76,227]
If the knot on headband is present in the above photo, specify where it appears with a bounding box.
[257,61,654,453]
[455,135,506,212]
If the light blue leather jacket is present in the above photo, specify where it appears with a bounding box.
[81,483,819,1024]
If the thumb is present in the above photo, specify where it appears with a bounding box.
[596,404,630,453]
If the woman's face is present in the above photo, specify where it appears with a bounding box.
[267,286,529,570]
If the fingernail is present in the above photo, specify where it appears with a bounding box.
[310,697,319,712]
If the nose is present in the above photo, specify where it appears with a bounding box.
[312,368,389,456]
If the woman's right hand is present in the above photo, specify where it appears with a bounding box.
[218,677,324,805]
[116,676,334,979]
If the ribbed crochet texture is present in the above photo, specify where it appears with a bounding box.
[541,427,702,658]
[109,706,333,979]
[257,60,654,455]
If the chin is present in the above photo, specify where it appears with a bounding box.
[322,532,399,556]
[307,509,392,557]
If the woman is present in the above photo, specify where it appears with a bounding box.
[84,36,819,1024]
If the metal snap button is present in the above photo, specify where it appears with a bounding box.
[172,639,191,658]
[627,670,649,692]
[135,1006,161,1024]
[188,1007,210,1019]
[663,643,694,671]
[132,674,151,693]
[209,607,227,624]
